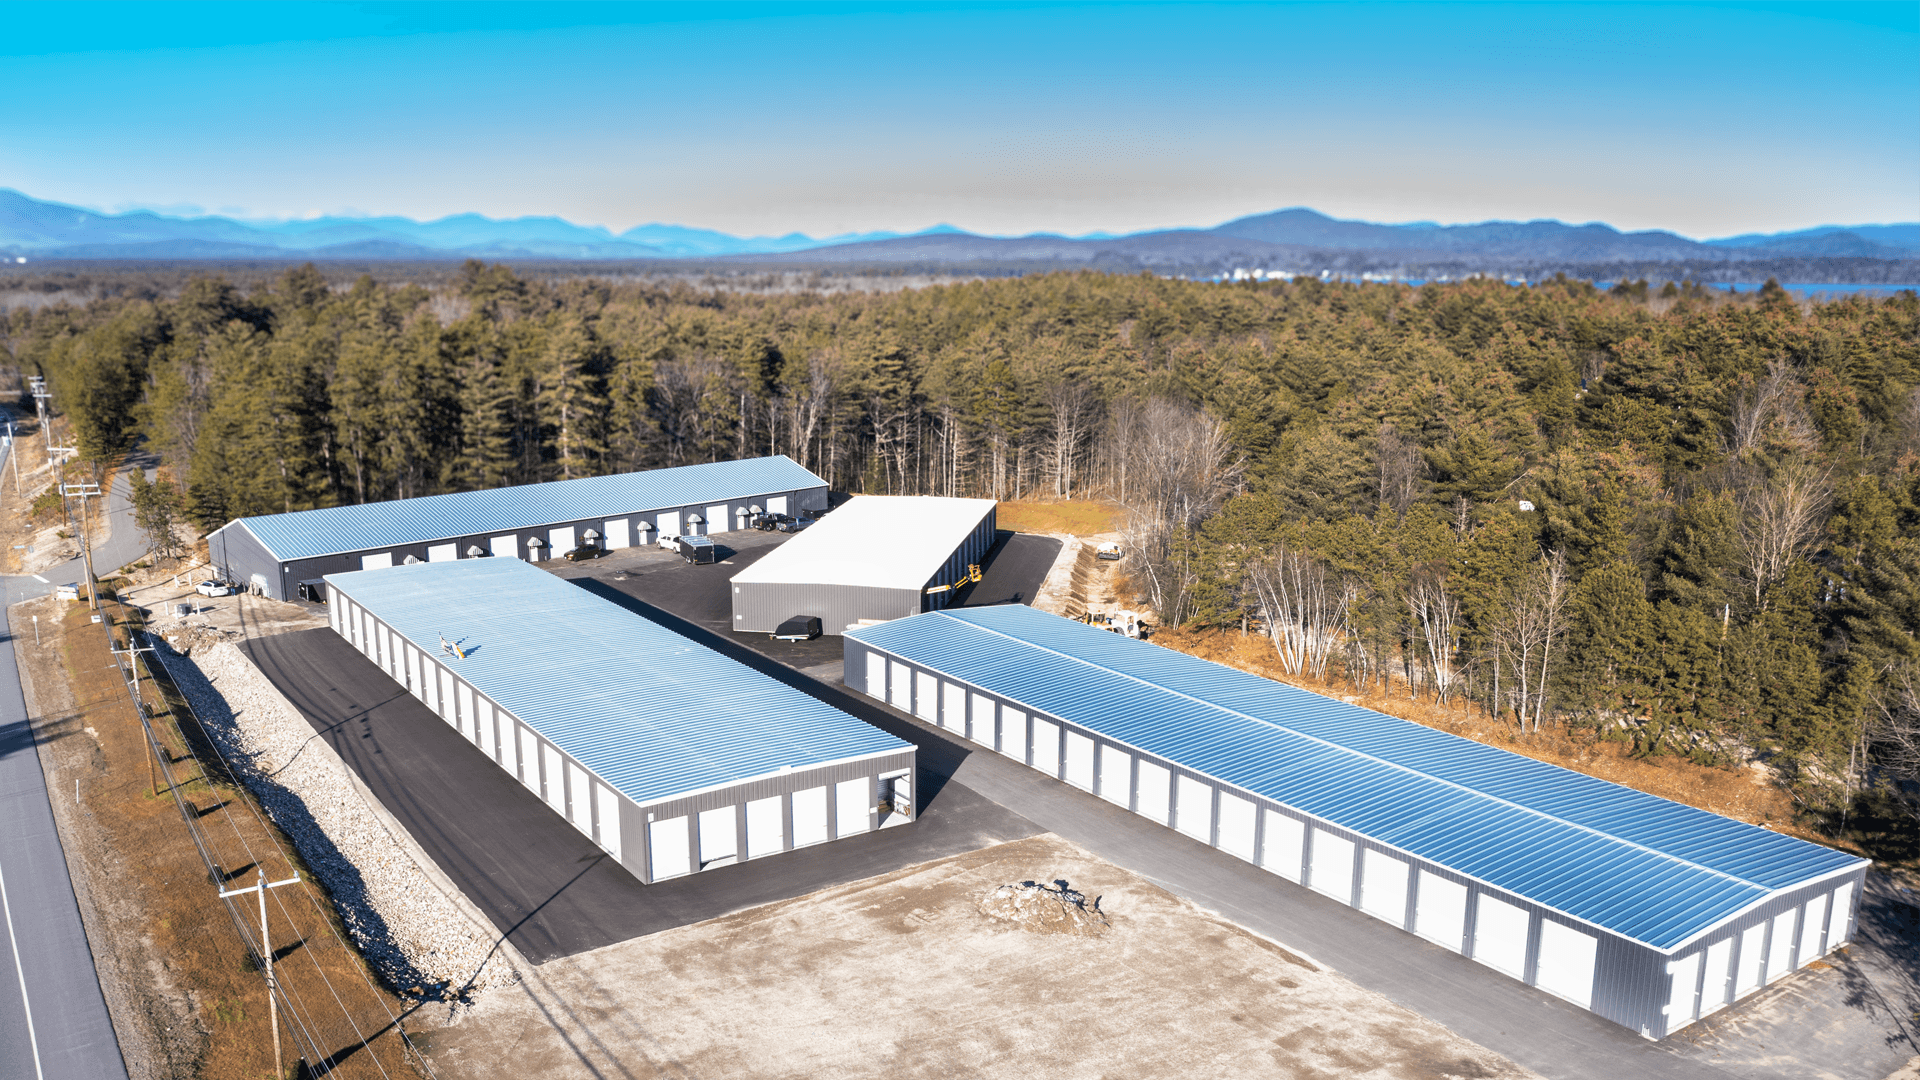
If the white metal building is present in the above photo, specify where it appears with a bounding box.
[730,495,997,635]
[846,604,1870,1039]
[324,557,915,883]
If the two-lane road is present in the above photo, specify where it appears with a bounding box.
[0,434,130,1080]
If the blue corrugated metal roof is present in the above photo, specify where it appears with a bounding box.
[228,456,827,561]
[849,604,1866,950]
[324,558,908,806]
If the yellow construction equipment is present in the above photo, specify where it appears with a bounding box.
[924,564,983,595]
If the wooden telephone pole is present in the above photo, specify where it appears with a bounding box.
[218,869,302,1078]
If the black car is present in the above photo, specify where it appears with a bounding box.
[752,512,794,532]
[563,545,605,562]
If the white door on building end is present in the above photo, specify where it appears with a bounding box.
[792,786,829,846]
[1664,951,1701,1025]
[490,534,518,559]
[1536,921,1599,1008]
[648,817,690,880]
[427,543,458,562]
[605,518,630,549]
[549,526,576,556]
[1700,937,1734,1016]
[1799,893,1829,964]
[1472,894,1529,978]
[698,806,738,868]
[1414,870,1466,950]
[1309,829,1355,904]
[835,778,870,837]
[361,552,394,571]
[594,784,622,860]
[1828,883,1855,946]
[745,796,784,858]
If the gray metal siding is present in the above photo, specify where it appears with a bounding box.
[208,523,286,601]
[852,638,1866,1040]
[244,484,828,599]
[332,599,912,885]
[734,581,921,635]
[733,502,997,633]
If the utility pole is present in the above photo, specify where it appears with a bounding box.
[111,634,159,794]
[60,482,101,612]
[218,869,301,1080]
[28,376,50,458]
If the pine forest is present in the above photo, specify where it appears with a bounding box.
[8,262,1919,841]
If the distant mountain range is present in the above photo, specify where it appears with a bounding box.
[2,188,1915,279]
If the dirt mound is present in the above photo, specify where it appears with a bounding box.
[978,880,1110,937]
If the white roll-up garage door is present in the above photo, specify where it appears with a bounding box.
[1414,870,1467,950]
[1360,849,1409,924]
[648,817,690,880]
[566,763,590,833]
[698,806,737,867]
[1473,894,1529,978]
[1664,951,1701,1024]
[1536,920,1599,1008]
[1136,761,1172,826]
[1000,708,1026,760]
[889,660,911,710]
[1032,718,1060,775]
[606,518,630,549]
[658,510,680,538]
[746,796,784,858]
[1799,893,1828,964]
[1174,776,1212,841]
[834,778,870,837]
[542,744,565,813]
[361,552,393,571]
[706,505,728,533]
[1766,910,1794,982]
[1260,810,1303,881]
[1829,883,1854,946]
[1216,792,1255,861]
[549,526,575,555]
[1309,829,1355,904]
[792,786,829,847]
[593,784,621,861]
[768,495,788,515]
[1736,923,1766,996]
[915,670,937,721]
[1097,745,1130,806]
[490,534,518,559]
[1064,732,1095,791]
[968,691,993,743]
[427,543,457,562]
[517,728,538,792]
[1701,937,1734,1016]
[942,681,965,731]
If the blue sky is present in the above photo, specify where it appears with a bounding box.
[3,2,1915,238]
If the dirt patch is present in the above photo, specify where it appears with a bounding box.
[12,594,428,1079]
[1156,626,1817,843]
[996,499,1121,536]
[977,880,1110,936]
[418,834,1537,1080]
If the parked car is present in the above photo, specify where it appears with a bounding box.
[752,512,794,532]
[775,516,813,533]
[196,579,238,597]
[676,535,717,564]
[1094,541,1123,561]
[563,545,605,562]
[657,533,682,551]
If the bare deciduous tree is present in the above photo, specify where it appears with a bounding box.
[1374,422,1424,516]
[1729,358,1818,455]
[1734,457,1832,609]
[1407,567,1463,705]
[1113,398,1245,622]
[1248,547,1351,679]
[1488,549,1571,732]
[1046,379,1100,500]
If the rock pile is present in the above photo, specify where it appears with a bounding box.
[978,880,1111,937]
[153,638,518,1003]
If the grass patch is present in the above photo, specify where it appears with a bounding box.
[998,500,1120,536]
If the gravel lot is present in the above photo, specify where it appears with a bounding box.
[154,636,518,1002]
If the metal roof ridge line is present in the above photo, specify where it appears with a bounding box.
[922,610,1786,896]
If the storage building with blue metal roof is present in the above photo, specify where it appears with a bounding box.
[844,603,1868,1039]
[324,556,914,883]
[208,455,828,602]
